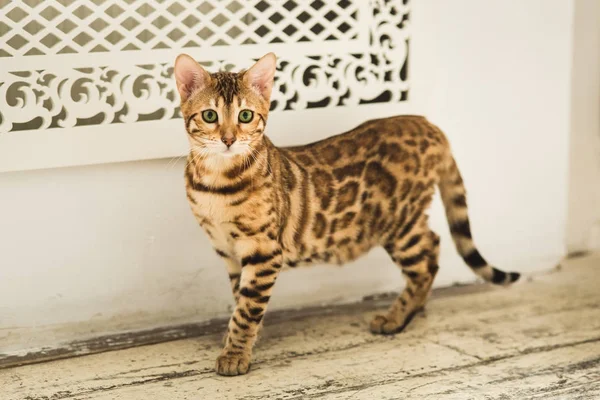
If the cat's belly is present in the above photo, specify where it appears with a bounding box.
[282,240,374,269]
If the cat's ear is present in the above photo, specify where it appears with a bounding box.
[174,54,211,102]
[244,53,277,102]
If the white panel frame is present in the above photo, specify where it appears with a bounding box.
[0,0,411,172]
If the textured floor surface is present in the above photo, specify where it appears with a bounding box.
[2,255,599,400]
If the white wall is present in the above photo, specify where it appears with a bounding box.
[411,0,573,269]
[0,0,575,354]
[567,0,600,253]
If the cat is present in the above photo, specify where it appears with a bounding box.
[174,52,520,376]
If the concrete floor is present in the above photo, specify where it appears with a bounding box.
[2,255,600,400]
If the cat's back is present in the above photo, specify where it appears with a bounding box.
[283,115,448,169]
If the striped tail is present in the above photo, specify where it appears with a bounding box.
[439,155,520,285]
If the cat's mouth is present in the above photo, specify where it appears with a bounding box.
[214,144,250,158]
[194,139,252,159]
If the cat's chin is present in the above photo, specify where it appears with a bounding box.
[218,149,244,158]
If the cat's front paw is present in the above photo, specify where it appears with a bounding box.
[215,351,251,376]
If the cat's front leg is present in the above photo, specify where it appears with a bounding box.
[220,256,243,346]
[216,238,282,376]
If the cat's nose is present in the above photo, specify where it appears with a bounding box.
[221,135,236,148]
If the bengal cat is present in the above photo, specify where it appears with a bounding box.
[174,53,520,376]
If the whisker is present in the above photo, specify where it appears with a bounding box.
[167,154,187,170]
[251,144,272,180]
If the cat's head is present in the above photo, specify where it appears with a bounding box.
[174,53,276,159]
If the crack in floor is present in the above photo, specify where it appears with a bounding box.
[424,338,484,361]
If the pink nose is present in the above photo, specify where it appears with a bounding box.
[221,136,236,147]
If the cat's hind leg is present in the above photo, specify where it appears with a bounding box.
[370,220,440,335]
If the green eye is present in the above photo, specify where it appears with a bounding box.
[202,109,218,123]
[238,109,254,123]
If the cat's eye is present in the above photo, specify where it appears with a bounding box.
[202,109,218,123]
[238,109,254,123]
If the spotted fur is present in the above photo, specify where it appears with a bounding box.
[174,53,520,376]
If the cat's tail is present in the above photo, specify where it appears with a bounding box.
[438,154,520,285]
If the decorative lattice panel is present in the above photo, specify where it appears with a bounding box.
[1,0,362,56]
[0,0,410,170]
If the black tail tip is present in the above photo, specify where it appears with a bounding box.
[491,268,521,285]
[509,272,521,283]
